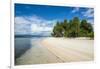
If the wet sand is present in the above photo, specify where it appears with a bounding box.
[16,37,94,65]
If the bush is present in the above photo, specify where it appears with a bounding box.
[87,32,94,39]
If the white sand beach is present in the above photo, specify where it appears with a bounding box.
[16,37,94,65]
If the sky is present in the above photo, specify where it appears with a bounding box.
[15,3,94,35]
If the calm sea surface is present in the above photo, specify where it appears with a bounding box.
[14,37,45,62]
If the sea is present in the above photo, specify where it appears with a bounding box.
[14,35,49,64]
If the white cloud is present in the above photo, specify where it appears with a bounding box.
[15,16,56,35]
[82,8,94,18]
[71,7,80,13]
[81,8,94,24]
[15,17,31,34]
[15,17,30,24]
[31,24,52,33]
[15,23,31,34]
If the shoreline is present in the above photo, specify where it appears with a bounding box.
[15,37,94,65]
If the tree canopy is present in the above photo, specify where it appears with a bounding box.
[51,17,94,38]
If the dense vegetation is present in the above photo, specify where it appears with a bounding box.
[51,17,94,38]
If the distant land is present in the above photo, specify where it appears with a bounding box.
[15,34,51,38]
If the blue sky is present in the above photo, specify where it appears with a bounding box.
[15,3,94,35]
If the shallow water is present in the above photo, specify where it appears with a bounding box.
[14,37,44,64]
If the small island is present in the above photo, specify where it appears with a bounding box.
[51,17,94,39]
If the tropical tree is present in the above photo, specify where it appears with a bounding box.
[80,19,93,37]
[70,17,80,37]
[52,21,63,37]
[51,17,94,38]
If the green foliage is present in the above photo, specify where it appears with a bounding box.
[70,17,80,37]
[51,17,94,38]
[80,19,93,37]
[87,32,94,38]
[52,22,64,37]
